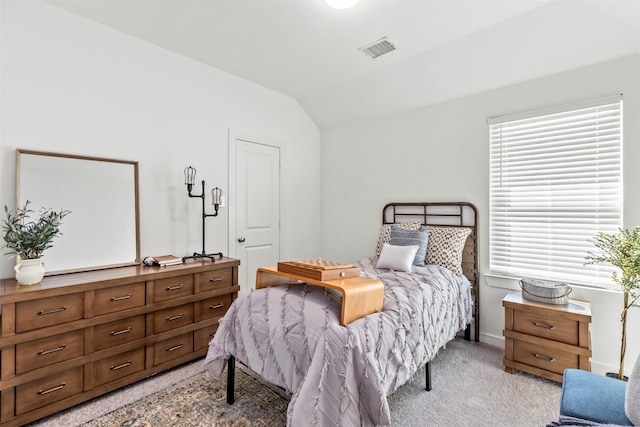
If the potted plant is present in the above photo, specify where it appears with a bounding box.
[586,227,640,380]
[1,201,70,285]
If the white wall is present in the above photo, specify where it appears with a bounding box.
[321,54,640,376]
[0,1,322,279]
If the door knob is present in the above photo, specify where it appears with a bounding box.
[238,237,246,243]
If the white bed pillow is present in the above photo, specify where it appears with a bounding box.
[376,243,418,272]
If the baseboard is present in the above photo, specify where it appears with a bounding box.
[479,332,504,348]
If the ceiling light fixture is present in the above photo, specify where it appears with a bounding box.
[324,0,360,9]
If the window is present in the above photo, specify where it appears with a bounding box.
[489,95,623,287]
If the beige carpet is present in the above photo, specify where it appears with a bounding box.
[29,338,562,426]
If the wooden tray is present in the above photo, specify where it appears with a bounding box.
[277,260,360,281]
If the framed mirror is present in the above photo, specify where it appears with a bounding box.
[16,149,140,274]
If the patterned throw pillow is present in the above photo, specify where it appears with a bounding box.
[390,225,429,266]
[375,222,422,256]
[424,226,472,276]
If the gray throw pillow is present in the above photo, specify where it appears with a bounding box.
[626,354,640,425]
[390,225,429,266]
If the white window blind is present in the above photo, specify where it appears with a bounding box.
[489,95,623,287]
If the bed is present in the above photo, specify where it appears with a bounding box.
[204,202,479,426]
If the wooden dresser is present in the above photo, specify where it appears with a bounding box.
[503,291,591,383]
[0,257,239,426]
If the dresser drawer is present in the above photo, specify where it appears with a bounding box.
[94,315,146,351]
[15,366,84,415]
[94,347,145,387]
[195,294,232,322]
[153,303,194,334]
[194,268,233,293]
[16,293,84,333]
[154,274,194,302]
[94,282,146,316]
[513,309,579,345]
[153,333,193,365]
[16,330,84,374]
[513,340,578,375]
[194,324,219,351]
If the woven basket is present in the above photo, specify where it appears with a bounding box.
[520,278,572,305]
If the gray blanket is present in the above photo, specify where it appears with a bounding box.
[204,257,472,426]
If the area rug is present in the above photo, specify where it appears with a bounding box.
[82,367,289,427]
[75,338,560,427]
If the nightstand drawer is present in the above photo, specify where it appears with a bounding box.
[94,347,145,387]
[16,330,84,374]
[514,309,578,345]
[94,315,146,351]
[16,293,84,332]
[153,333,193,365]
[15,366,84,415]
[153,274,194,302]
[153,303,194,334]
[513,340,578,375]
[94,282,146,316]
[195,294,232,322]
[195,268,233,293]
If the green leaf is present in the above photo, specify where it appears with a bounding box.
[1,201,70,259]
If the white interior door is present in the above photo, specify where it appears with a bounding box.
[228,130,280,294]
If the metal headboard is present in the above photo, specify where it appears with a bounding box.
[382,202,479,342]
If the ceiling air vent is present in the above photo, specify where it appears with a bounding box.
[358,37,396,59]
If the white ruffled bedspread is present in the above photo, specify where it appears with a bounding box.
[204,257,472,426]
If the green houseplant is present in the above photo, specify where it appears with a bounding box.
[2,201,70,285]
[586,226,640,380]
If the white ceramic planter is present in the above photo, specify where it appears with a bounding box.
[14,257,45,285]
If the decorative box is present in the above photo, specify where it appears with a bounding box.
[277,259,360,281]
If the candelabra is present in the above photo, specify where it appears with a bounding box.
[183,165,223,262]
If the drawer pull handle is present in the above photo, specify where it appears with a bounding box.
[111,294,133,302]
[209,303,225,310]
[166,344,184,352]
[166,284,184,291]
[209,277,224,283]
[37,382,66,395]
[38,345,66,356]
[533,353,556,363]
[110,327,133,336]
[38,307,66,316]
[166,314,184,321]
[533,322,555,330]
[110,360,132,371]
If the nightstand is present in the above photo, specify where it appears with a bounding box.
[503,291,592,383]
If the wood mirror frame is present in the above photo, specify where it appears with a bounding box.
[16,149,140,275]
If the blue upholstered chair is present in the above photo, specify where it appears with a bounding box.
[560,356,639,426]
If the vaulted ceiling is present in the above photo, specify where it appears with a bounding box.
[47,0,640,128]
